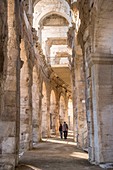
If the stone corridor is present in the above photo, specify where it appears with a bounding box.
[1,0,113,169]
[16,132,103,170]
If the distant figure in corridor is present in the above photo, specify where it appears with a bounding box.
[59,123,63,139]
[63,122,68,139]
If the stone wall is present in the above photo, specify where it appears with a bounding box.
[0,0,21,169]
[0,1,72,169]
[77,0,113,164]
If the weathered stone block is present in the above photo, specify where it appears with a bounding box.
[2,137,15,154]
[0,164,14,170]
[0,122,15,138]
[1,106,16,121]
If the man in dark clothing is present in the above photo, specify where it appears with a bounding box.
[59,123,63,139]
[62,122,68,139]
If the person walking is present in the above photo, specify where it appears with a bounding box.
[59,123,63,139]
[62,122,68,139]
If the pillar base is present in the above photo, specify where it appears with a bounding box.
[0,154,17,170]
[0,164,14,170]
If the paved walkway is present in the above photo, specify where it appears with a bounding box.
[16,132,103,170]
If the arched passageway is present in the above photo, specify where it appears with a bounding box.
[1,0,113,169]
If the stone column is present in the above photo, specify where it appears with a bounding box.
[85,64,94,163]
[87,53,113,164]
[65,96,69,123]
[32,66,39,144]
[45,40,51,64]
[0,0,20,169]
[59,96,66,122]
[55,101,60,136]
[51,102,56,134]
[71,57,77,142]
[37,72,43,141]
[75,54,87,148]
[47,91,50,137]
[20,39,33,153]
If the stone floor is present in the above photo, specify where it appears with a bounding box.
[16,132,107,170]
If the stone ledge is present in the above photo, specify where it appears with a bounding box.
[87,53,113,67]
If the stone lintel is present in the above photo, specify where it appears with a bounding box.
[87,53,113,67]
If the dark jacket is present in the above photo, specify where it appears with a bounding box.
[59,124,62,131]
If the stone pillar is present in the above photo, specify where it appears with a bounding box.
[45,40,51,63]
[59,96,66,123]
[47,91,50,137]
[65,97,69,123]
[20,39,33,153]
[37,72,43,141]
[32,66,39,144]
[50,101,56,134]
[75,54,87,148]
[0,0,20,169]
[87,53,113,164]
[71,57,77,143]
[85,63,94,163]
[55,101,60,136]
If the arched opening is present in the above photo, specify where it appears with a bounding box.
[68,98,73,130]
[35,12,70,58]
[33,0,71,23]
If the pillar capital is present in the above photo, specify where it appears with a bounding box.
[87,53,113,67]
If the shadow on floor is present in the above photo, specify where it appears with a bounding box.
[16,131,102,170]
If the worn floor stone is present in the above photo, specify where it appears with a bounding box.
[16,132,103,170]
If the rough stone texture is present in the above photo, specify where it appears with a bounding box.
[20,38,33,153]
[18,0,72,158]
[1,0,113,169]
[0,164,14,170]
[0,1,72,169]
[77,0,113,164]
[74,54,87,149]
[0,0,20,169]
[67,22,87,150]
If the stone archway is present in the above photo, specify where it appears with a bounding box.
[33,0,71,25]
